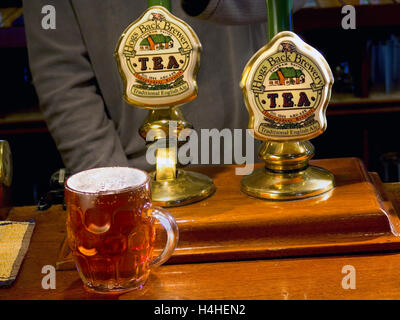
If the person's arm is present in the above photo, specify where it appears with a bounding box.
[23,0,129,173]
[181,0,307,25]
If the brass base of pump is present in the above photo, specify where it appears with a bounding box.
[241,141,335,200]
[150,169,216,207]
[140,107,215,207]
[241,165,335,200]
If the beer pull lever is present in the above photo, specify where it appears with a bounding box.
[240,0,335,200]
[37,169,70,211]
[115,0,215,206]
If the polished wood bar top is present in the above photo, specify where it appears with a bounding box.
[2,161,400,300]
[168,158,400,262]
[56,158,400,270]
[2,200,400,300]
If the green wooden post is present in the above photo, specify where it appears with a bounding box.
[148,0,171,11]
[266,0,293,40]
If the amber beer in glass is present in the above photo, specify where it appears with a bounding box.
[65,167,178,294]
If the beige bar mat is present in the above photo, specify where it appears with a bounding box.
[0,220,35,288]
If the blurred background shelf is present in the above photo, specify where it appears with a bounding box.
[328,91,400,115]
[331,91,400,106]
[0,110,43,125]
[0,108,46,135]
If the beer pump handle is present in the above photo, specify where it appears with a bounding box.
[266,0,293,40]
[239,0,335,200]
[241,0,333,144]
[148,0,171,11]
[115,0,215,206]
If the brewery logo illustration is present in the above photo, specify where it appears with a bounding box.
[241,31,334,142]
[115,6,201,108]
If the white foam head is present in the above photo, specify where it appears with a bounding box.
[66,167,148,194]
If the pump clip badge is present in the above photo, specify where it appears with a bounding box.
[115,6,201,109]
[241,31,333,141]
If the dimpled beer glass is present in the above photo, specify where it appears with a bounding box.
[65,167,178,294]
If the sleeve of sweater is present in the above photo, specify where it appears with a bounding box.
[181,0,307,25]
[23,0,129,173]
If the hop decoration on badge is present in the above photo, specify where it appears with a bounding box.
[151,13,165,21]
[279,42,296,53]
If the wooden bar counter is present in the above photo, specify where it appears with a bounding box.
[2,160,400,300]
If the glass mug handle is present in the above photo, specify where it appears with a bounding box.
[148,206,179,268]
